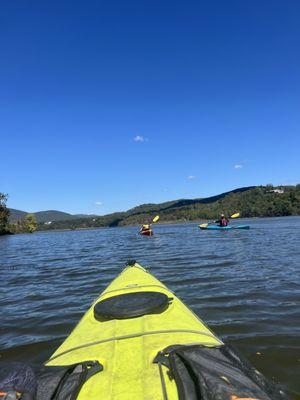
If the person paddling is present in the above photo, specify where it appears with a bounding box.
[215,213,229,227]
[139,215,159,236]
[140,223,151,234]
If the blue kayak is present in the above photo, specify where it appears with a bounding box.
[199,224,250,230]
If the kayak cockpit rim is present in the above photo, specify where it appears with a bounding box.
[47,329,223,363]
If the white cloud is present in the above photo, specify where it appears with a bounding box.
[187,175,196,180]
[234,164,243,169]
[95,201,102,206]
[133,135,147,142]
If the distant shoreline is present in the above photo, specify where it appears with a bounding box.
[10,214,298,235]
[7,185,300,234]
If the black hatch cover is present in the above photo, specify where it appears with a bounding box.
[94,291,170,320]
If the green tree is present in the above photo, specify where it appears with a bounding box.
[25,213,37,233]
[0,193,10,235]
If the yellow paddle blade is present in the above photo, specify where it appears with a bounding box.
[230,213,240,219]
[199,223,208,228]
[152,215,160,223]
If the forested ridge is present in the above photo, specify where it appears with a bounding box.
[38,185,300,231]
[1,185,299,234]
[8,209,96,223]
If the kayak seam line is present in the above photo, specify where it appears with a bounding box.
[47,329,222,363]
[99,284,174,298]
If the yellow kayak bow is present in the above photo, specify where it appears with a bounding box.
[47,262,221,399]
[45,261,284,400]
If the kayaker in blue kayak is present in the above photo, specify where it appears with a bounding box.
[215,213,229,227]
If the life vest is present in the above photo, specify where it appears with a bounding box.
[220,218,228,227]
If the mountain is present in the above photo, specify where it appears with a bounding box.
[37,184,300,231]
[8,209,97,223]
[8,209,28,221]
[125,186,255,216]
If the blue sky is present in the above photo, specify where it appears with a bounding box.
[1,1,299,215]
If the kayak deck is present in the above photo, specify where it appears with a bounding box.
[47,263,222,399]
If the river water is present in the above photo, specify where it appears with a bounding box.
[1,216,299,398]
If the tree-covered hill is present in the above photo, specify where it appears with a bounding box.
[8,208,28,221]
[8,209,97,223]
[38,185,300,231]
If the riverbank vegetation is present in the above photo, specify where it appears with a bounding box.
[9,213,38,234]
[0,193,10,235]
[0,193,38,235]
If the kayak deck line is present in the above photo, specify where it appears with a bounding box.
[47,328,223,363]
[99,284,175,299]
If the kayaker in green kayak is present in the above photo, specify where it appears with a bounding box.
[214,213,229,227]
